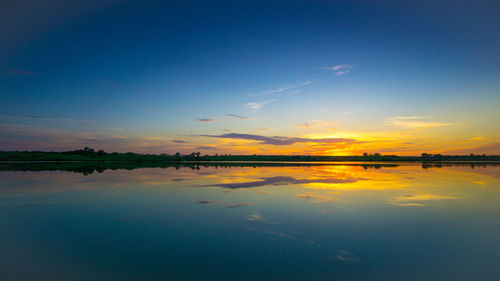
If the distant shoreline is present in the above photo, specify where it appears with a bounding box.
[1,149,500,163]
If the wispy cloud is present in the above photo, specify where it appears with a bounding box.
[247,81,312,97]
[335,70,349,76]
[325,65,353,76]
[385,116,456,128]
[389,116,430,120]
[444,143,500,155]
[200,133,363,146]
[195,146,215,150]
[196,118,215,122]
[226,114,252,120]
[0,123,203,153]
[246,99,277,112]
[172,140,190,143]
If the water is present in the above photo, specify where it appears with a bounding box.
[1,163,499,280]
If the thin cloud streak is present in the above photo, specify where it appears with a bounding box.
[385,116,456,128]
[326,65,353,76]
[200,133,363,146]
[246,99,277,112]
[247,81,312,97]
[226,114,252,120]
[445,143,500,155]
[196,118,215,122]
[195,146,215,150]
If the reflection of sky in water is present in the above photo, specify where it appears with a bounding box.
[1,164,499,280]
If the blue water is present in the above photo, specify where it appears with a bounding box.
[1,163,499,280]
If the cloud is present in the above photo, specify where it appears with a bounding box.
[0,123,199,153]
[389,116,430,120]
[172,140,190,143]
[385,116,456,128]
[297,123,312,129]
[225,202,255,208]
[247,81,312,97]
[326,65,353,76]
[204,176,362,189]
[246,99,277,112]
[200,133,362,146]
[196,118,215,122]
[444,143,500,155]
[226,114,252,120]
[335,70,349,76]
[195,146,215,150]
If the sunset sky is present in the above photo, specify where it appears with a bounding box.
[1,0,499,155]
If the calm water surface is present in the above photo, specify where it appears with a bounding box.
[1,163,499,280]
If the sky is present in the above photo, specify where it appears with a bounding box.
[1,0,499,155]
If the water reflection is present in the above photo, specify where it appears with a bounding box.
[0,163,499,280]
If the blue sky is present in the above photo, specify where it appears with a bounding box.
[1,0,499,154]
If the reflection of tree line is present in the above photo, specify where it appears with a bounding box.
[421,162,500,169]
[1,162,498,175]
[1,148,500,163]
[0,162,403,175]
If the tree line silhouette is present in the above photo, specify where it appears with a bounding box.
[1,147,499,162]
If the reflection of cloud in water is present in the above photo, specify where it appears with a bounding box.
[171,178,186,182]
[246,211,275,224]
[247,211,264,222]
[256,191,272,194]
[246,226,315,244]
[195,200,214,204]
[388,193,458,207]
[334,250,357,262]
[263,229,314,244]
[298,192,337,202]
[204,176,362,189]
[247,213,263,221]
[225,202,255,208]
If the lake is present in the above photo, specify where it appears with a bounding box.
[1,162,499,280]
